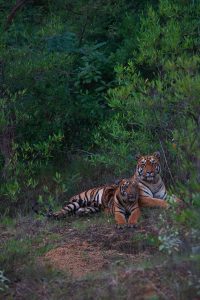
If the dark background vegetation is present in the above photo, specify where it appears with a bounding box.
[0,0,199,299]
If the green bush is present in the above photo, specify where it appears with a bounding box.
[0,0,199,214]
[91,0,200,189]
[0,0,130,213]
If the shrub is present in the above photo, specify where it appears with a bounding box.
[91,0,200,190]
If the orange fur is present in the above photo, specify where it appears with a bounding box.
[106,179,140,227]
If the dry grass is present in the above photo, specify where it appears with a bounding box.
[0,210,199,300]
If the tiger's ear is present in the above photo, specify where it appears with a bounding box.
[153,151,161,160]
[114,178,122,185]
[135,153,142,161]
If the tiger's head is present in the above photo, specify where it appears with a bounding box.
[118,179,139,202]
[135,151,161,182]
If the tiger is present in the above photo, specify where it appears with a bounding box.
[47,184,117,219]
[132,151,181,208]
[47,178,140,227]
[107,178,140,228]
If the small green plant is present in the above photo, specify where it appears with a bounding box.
[188,270,200,297]
[0,238,32,274]
[145,233,160,247]
[0,216,15,227]
[158,231,182,255]
[157,213,182,255]
[72,218,93,232]
[0,270,10,292]
[35,171,81,216]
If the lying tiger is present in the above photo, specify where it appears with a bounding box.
[48,178,141,227]
[44,151,181,227]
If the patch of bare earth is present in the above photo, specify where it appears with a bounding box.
[34,213,196,299]
[42,221,153,279]
[2,214,196,300]
[44,240,108,278]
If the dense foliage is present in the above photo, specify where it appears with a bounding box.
[92,1,200,187]
[0,1,199,299]
[0,0,199,212]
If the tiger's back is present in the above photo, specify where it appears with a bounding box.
[47,179,141,227]
[101,184,117,213]
[48,184,118,219]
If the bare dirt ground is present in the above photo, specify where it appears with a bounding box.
[1,212,198,300]
[42,216,152,274]
[44,240,108,278]
[38,215,189,300]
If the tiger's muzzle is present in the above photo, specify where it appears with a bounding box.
[144,174,155,181]
[126,193,138,202]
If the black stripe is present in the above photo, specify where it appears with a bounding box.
[90,188,96,198]
[153,183,163,193]
[67,204,73,210]
[79,195,86,207]
[78,197,84,206]
[71,203,79,211]
[139,184,153,196]
[94,188,102,200]
[96,194,100,206]
[162,191,167,199]
[115,210,126,218]
[130,206,139,212]
[140,195,152,198]
[88,207,100,213]
[115,208,126,214]
[140,190,152,196]
[84,191,89,203]
[139,181,152,190]
[116,194,124,207]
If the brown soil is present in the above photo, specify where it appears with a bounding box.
[42,218,154,279]
[44,240,108,278]
[44,234,151,278]
[1,213,196,300]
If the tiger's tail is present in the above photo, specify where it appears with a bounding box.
[76,206,101,216]
[47,201,81,219]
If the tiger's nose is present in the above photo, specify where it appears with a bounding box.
[146,171,154,176]
[127,194,137,200]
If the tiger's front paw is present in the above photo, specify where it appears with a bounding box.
[127,224,138,229]
[115,224,127,229]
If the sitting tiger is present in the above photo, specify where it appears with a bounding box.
[106,178,141,228]
[48,178,140,227]
[132,151,182,208]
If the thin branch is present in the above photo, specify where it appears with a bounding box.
[78,15,89,47]
[73,149,95,156]
[152,106,176,186]
[5,0,29,31]
[159,138,176,186]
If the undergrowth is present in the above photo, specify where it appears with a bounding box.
[0,203,199,299]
